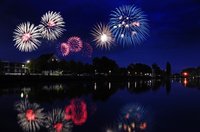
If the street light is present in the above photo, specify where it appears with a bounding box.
[21,64,25,75]
[26,60,30,64]
[25,60,31,74]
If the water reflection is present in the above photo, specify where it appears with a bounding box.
[46,109,72,132]
[20,87,31,99]
[3,79,200,132]
[117,104,150,132]
[15,97,89,132]
[180,78,200,88]
[65,99,88,126]
[94,82,97,90]
[12,80,159,132]
[43,84,64,92]
[183,78,188,87]
[15,100,46,132]
[126,79,163,94]
[102,103,151,132]
[109,82,111,90]
[0,79,177,102]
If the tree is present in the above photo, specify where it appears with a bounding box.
[181,68,197,77]
[117,67,127,76]
[127,63,152,76]
[0,60,3,75]
[152,64,163,78]
[68,60,77,73]
[83,64,94,74]
[166,62,171,77]
[93,57,119,74]
[29,53,60,73]
[58,60,69,72]
[197,67,200,77]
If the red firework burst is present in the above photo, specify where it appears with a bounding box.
[65,99,88,126]
[67,36,83,53]
[60,43,70,56]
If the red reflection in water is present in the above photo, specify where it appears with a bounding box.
[140,122,147,130]
[125,113,130,119]
[25,109,35,121]
[65,99,88,126]
[183,78,188,86]
[53,123,63,132]
[65,105,72,120]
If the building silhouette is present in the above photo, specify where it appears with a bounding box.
[0,61,28,75]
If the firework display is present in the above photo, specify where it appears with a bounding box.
[10,4,151,132]
[65,99,88,126]
[67,36,83,53]
[12,4,149,56]
[15,100,46,132]
[13,22,41,52]
[60,43,70,56]
[117,104,150,132]
[38,11,65,40]
[91,23,114,49]
[46,109,73,132]
[109,5,149,46]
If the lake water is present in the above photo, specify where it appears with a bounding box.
[0,79,200,132]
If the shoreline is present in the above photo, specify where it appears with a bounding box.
[0,75,155,83]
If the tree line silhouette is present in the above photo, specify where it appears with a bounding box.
[23,53,172,78]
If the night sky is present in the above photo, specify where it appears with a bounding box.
[0,0,200,72]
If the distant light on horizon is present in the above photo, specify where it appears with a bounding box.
[183,72,189,77]
[26,60,30,64]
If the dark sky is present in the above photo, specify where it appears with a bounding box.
[0,0,200,72]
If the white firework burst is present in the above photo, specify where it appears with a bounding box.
[91,23,114,50]
[38,11,65,41]
[46,109,73,132]
[13,22,41,52]
[15,100,46,132]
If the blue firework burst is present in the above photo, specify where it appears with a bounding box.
[109,5,149,46]
[117,103,151,132]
